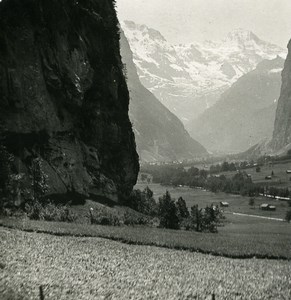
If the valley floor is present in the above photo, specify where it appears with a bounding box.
[1,227,291,300]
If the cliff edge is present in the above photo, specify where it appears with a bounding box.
[271,40,291,152]
[0,0,139,202]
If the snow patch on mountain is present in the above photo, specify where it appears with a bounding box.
[268,68,283,74]
[121,20,287,122]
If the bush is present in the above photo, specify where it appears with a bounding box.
[201,205,223,233]
[25,200,77,223]
[0,203,12,217]
[190,204,224,233]
[176,197,190,220]
[123,211,149,226]
[128,187,158,216]
[179,217,193,231]
[190,204,202,231]
[88,208,120,226]
[249,198,255,206]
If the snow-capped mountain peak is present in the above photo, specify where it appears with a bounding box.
[121,20,287,122]
[225,28,258,43]
[123,20,166,42]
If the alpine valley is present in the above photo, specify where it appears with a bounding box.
[188,56,285,154]
[120,31,207,162]
[121,20,286,124]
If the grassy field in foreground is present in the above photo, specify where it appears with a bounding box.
[135,183,290,219]
[1,228,291,300]
[1,215,291,260]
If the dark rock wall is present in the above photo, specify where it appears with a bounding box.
[0,0,139,201]
[272,40,291,151]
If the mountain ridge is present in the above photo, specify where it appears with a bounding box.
[187,56,284,154]
[120,30,207,162]
[122,20,286,123]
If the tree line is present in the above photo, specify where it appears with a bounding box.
[141,164,263,197]
[141,164,291,198]
[127,186,224,233]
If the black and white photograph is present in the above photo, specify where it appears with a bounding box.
[0,0,291,299]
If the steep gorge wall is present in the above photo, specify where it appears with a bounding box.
[272,40,291,151]
[0,0,139,202]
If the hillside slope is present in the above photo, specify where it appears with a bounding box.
[120,32,207,162]
[187,57,284,154]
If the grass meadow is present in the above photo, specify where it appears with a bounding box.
[1,182,290,299]
[1,213,291,260]
[1,226,291,300]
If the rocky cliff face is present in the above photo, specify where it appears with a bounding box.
[272,40,291,151]
[120,32,207,162]
[0,0,139,202]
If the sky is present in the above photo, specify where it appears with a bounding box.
[116,0,291,48]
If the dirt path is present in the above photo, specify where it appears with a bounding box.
[231,212,284,221]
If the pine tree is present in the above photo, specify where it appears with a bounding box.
[176,197,190,220]
[158,191,179,229]
[191,204,202,231]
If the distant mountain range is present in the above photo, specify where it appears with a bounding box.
[122,20,286,123]
[187,57,284,154]
[120,31,207,162]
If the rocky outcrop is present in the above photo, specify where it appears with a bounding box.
[120,32,207,162]
[0,0,139,202]
[271,40,291,151]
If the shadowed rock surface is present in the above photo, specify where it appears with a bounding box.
[0,0,139,202]
[272,40,291,152]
